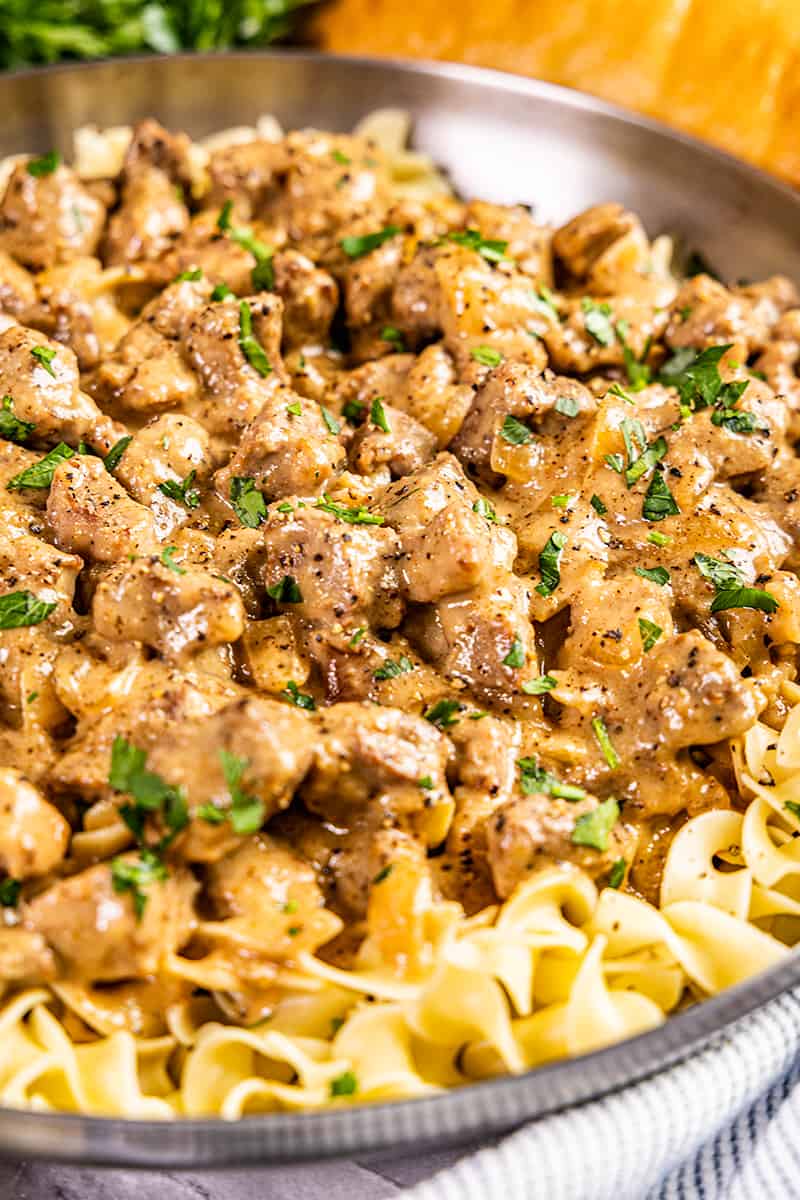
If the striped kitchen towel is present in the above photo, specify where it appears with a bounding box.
[406,987,800,1200]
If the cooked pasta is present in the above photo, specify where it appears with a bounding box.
[0,107,798,1119]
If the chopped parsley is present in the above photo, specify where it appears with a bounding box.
[238,301,272,377]
[555,395,580,418]
[446,228,510,264]
[281,680,316,710]
[0,879,21,907]
[647,531,671,547]
[381,325,406,352]
[103,435,132,472]
[340,226,400,259]
[30,345,57,377]
[372,864,394,885]
[571,797,620,852]
[0,590,56,629]
[343,399,366,424]
[624,435,667,487]
[638,617,663,652]
[424,699,464,729]
[374,655,414,681]
[521,674,557,695]
[581,298,615,347]
[473,497,498,523]
[535,531,566,597]
[158,469,200,510]
[607,858,627,889]
[692,552,778,614]
[500,414,532,446]
[266,575,303,604]
[287,400,302,417]
[502,635,526,669]
[174,267,203,283]
[211,282,233,301]
[470,345,503,368]
[659,344,757,433]
[330,1070,358,1097]
[27,150,60,177]
[592,717,620,769]
[370,396,390,433]
[230,476,268,529]
[517,758,586,801]
[642,470,680,522]
[349,626,367,647]
[616,320,652,390]
[0,395,35,444]
[332,148,351,165]
[320,406,341,435]
[590,493,608,516]
[220,749,265,836]
[532,284,560,320]
[634,565,670,586]
[551,493,571,508]
[197,804,226,825]
[7,442,74,490]
[315,494,384,525]
[111,851,168,919]
[160,545,186,575]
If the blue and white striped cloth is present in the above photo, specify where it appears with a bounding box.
[407,988,800,1200]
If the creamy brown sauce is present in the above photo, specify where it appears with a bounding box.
[0,121,798,1032]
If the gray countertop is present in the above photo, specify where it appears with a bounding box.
[0,1146,471,1199]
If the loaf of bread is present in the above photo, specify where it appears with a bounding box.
[310,0,800,187]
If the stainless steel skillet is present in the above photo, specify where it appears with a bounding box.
[0,49,799,1168]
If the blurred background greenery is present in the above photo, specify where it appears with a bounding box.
[0,0,797,190]
[0,0,313,68]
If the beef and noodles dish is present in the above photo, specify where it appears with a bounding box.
[0,109,799,1118]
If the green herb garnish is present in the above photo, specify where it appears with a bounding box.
[7,442,74,490]
[158,469,200,510]
[535,531,566,597]
[266,575,303,604]
[340,226,400,259]
[571,797,620,852]
[518,758,586,801]
[238,300,272,377]
[103,435,132,472]
[0,395,34,444]
[0,591,56,629]
[592,716,620,769]
[230,476,267,528]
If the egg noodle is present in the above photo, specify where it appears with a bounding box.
[1,686,798,1117]
[0,111,795,1120]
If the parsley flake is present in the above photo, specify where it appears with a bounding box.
[158,469,200,510]
[0,395,35,444]
[634,565,670,586]
[340,226,400,259]
[230,476,267,528]
[281,680,316,710]
[521,674,557,695]
[571,797,620,852]
[103,436,132,472]
[266,575,303,604]
[535,531,566,597]
[581,298,615,347]
[27,151,60,177]
[160,545,186,575]
[517,758,586,801]
[592,717,620,769]
[470,345,503,368]
[30,345,57,377]
[642,470,680,522]
[7,442,74,490]
[370,396,390,433]
[238,301,272,377]
[502,635,526,669]
[374,656,414,681]
[0,591,56,629]
[446,228,510,264]
[424,699,463,729]
[638,617,663,652]
[500,414,532,445]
